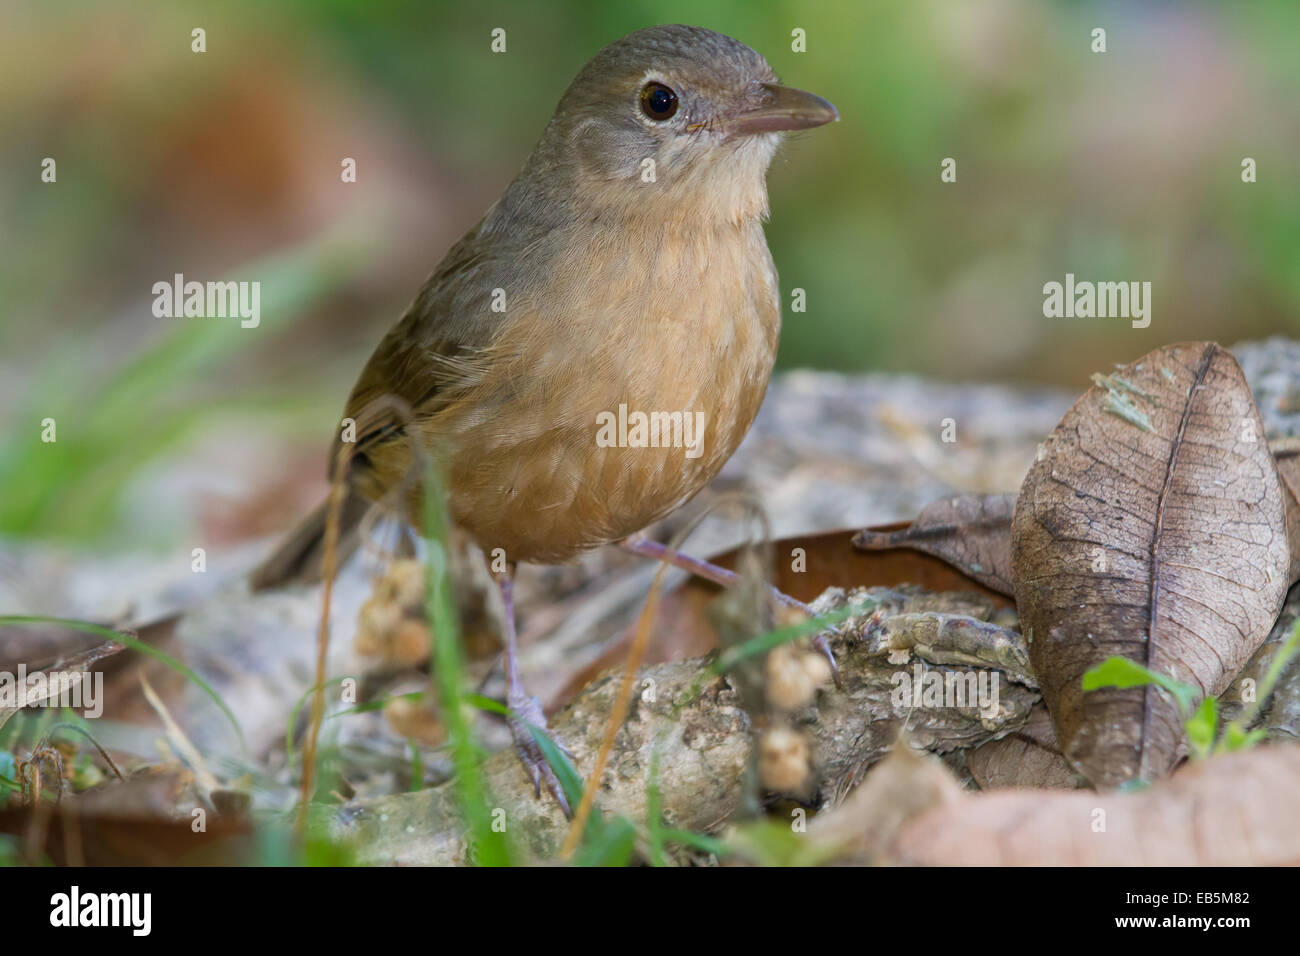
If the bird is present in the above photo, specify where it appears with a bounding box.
[251,24,838,813]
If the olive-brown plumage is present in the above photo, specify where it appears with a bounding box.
[252,24,836,810]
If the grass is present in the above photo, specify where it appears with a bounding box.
[284,676,353,769]
[0,458,859,865]
[0,225,371,545]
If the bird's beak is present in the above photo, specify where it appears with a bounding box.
[728,83,838,137]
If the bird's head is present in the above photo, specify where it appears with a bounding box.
[524,25,838,227]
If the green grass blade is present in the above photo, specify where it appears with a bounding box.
[660,828,728,858]
[1082,655,1198,716]
[284,675,352,765]
[526,723,585,812]
[646,747,666,867]
[573,815,638,867]
[710,600,873,677]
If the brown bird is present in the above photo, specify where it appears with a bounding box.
[252,24,838,812]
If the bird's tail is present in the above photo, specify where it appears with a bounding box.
[249,491,373,591]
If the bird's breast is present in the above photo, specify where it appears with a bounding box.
[435,218,781,564]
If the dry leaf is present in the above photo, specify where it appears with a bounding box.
[1012,342,1288,787]
[808,743,963,863]
[1268,436,1300,584]
[893,745,1300,865]
[853,493,1017,596]
[965,704,1081,790]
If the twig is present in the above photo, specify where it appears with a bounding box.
[298,439,356,826]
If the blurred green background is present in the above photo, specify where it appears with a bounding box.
[1,0,1298,550]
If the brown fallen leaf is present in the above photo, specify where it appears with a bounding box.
[1013,342,1289,787]
[965,703,1081,790]
[808,743,964,864]
[1269,436,1300,584]
[853,493,1017,596]
[893,745,1300,865]
[0,807,253,866]
[707,527,1016,605]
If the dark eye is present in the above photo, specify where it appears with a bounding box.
[639,82,678,121]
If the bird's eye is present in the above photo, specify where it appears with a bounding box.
[639,82,679,121]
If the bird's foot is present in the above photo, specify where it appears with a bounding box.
[809,631,841,689]
[507,689,575,818]
[781,603,841,690]
[621,534,842,687]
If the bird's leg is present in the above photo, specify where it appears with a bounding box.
[618,534,840,685]
[493,564,573,817]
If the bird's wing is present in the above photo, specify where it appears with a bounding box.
[329,220,504,476]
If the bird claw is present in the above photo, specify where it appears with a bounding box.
[508,691,574,818]
[811,631,842,690]
[777,591,842,690]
